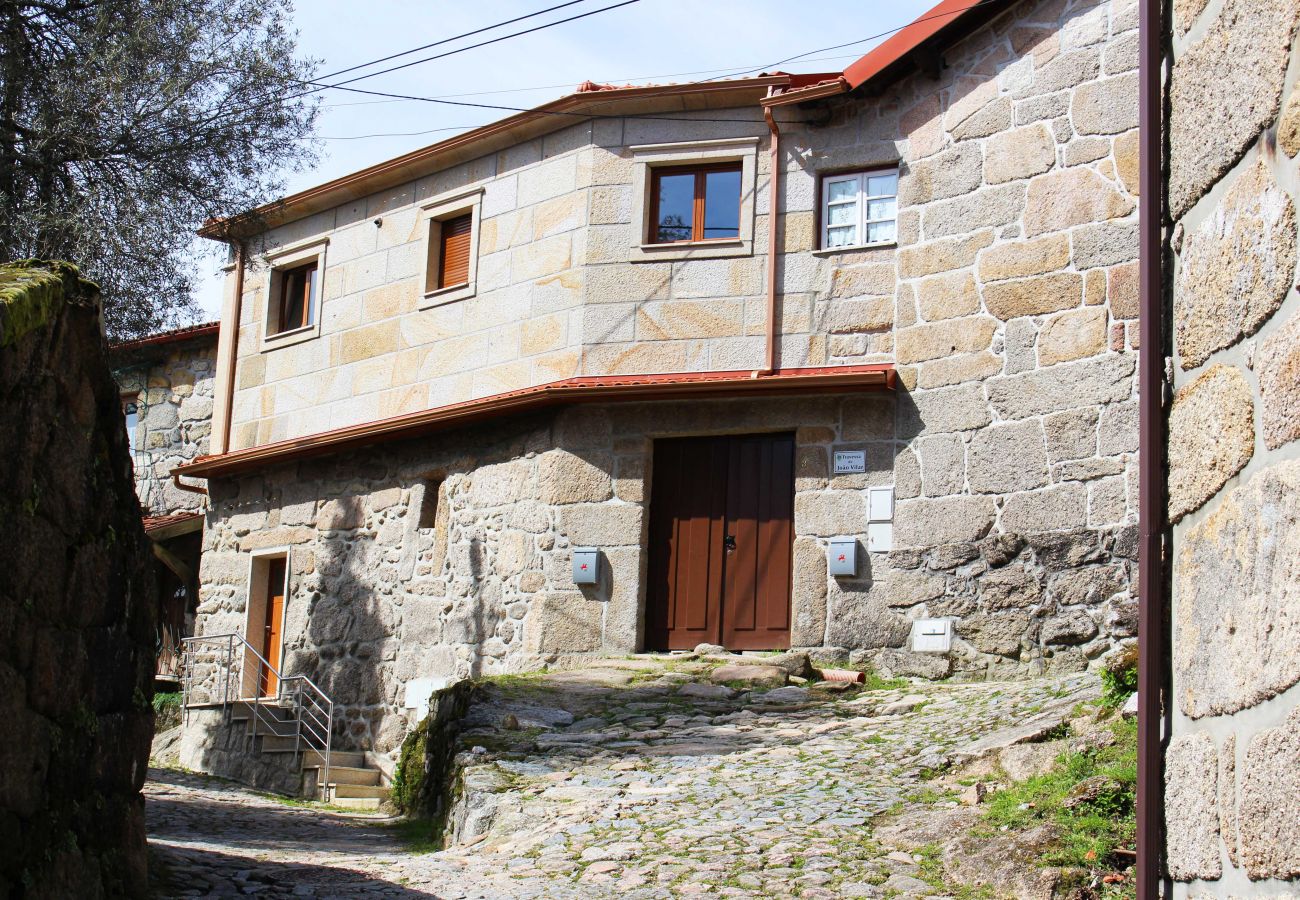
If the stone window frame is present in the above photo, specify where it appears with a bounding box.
[813,164,900,256]
[242,546,293,699]
[418,185,485,309]
[259,237,329,352]
[628,136,759,262]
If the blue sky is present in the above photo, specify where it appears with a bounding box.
[191,0,936,317]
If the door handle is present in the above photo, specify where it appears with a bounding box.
[723,534,737,552]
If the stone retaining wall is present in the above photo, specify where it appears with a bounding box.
[1162,0,1300,893]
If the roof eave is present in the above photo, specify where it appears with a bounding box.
[199,76,792,241]
[176,365,895,479]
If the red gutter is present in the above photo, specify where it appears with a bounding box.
[176,365,895,479]
[1136,0,1166,896]
[109,321,219,353]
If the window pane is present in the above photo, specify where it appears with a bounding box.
[654,172,694,242]
[867,198,896,221]
[123,401,138,452]
[702,169,741,239]
[867,220,897,244]
[866,173,897,196]
[827,202,858,226]
[827,225,857,247]
[827,178,859,202]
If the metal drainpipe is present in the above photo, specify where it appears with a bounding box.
[1136,0,1166,896]
[172,471,208,496]
[753,103,781,378]
[219,238,246,455]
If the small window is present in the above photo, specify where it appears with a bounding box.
[272,260,317,335]
[418,477,444,529]
[649,163,742,244]
[122,395,139,452]
[821,168,899,249]
[435,214,473,290]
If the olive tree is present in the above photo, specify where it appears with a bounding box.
[0,0,320,337]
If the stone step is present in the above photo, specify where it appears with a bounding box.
[305,765,380,787]
[329,796,382,811]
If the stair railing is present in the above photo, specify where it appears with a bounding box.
[180,632,334,800]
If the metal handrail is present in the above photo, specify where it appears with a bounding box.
[180,632,334,800]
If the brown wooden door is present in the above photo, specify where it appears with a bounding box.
[259,558,287,696]
[646,433,794,651]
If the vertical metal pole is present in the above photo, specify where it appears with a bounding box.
[1137,0,1167,896]
[322,700,333,802]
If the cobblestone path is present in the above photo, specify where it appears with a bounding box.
[148,665,1098,899]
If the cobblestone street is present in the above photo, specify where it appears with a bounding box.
[149,664,1099,898]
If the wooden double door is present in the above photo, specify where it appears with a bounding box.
[646,432,795,651]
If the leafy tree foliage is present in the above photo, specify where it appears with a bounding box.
[0,0,320,337]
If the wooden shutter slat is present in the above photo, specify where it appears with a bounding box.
[438,214,473,288]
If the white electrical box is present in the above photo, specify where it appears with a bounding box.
[868,486,894,521]
[911,618,953,653]
[403,676,452,719]
[867,522,893,553]
[828,537,858,577]
[572,547,601,585]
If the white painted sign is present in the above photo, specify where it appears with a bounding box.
[833,450,866,474]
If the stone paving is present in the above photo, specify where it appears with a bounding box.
[148,659,1100,899]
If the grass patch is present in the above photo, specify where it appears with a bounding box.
[981,717,1137,871]
[861,671,908,691]
[1100,646,1138,709]
[152,691,182,730]
[385,817,442,854]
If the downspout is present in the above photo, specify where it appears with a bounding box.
[1136,0,1166,896]
[219,238,246,455]
[753,102,781,378]
[173,471,208,496]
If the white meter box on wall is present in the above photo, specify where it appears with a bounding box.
[867,486,894,552]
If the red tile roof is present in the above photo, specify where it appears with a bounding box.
[111,321,219,353]
[142,510,205,538]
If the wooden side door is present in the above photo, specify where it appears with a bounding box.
[259,557,287,696]
[721,433,794,650]
[645,433,794,652]
[645,436,729,650]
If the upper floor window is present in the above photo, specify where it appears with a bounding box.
[272,260,317,335]
[435,214,473,290]
[419,187,483,308]
[821,168,898,249]
[649,163,742,244]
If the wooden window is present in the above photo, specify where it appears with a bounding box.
[436,214,473,290]
[648,163,742,244]
[273,261,317,335]
[821,168,898,249]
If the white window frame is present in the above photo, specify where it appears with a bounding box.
[419,185,484,309]
[628,136,760,262]
[819,167,899,252]
[259,236,328,352]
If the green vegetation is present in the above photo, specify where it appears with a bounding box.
[860,670,908,691]
[390,722,428,814]
[152,692,182,730]
[386,817,442,855]
[1100,647,1139,709]
[981,717,1137,875]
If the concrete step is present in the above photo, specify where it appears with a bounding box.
[330,796,382,811]
[303,748,365,769]
[328,782,388,800]
[305,765,380,787]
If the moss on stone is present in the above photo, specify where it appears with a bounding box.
[0,260,100,348]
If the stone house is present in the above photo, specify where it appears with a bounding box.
[109,322,219,681]
[177,0,1140,758]
[1159,0,1300,892]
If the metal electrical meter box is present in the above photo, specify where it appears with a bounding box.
[828,538,858,577]
[572,547,601,585]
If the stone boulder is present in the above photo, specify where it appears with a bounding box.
[708,665,787,688]
[0,262,156,897]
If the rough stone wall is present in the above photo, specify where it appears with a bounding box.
[193,391,1134,759]
[0,262,156,898]
[1163,0,1300,893]
[114,338,217,514]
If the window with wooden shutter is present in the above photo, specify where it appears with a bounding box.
[272,260,317,335]
[436,214,473,290]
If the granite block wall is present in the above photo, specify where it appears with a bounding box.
[1162,0,1300,893]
